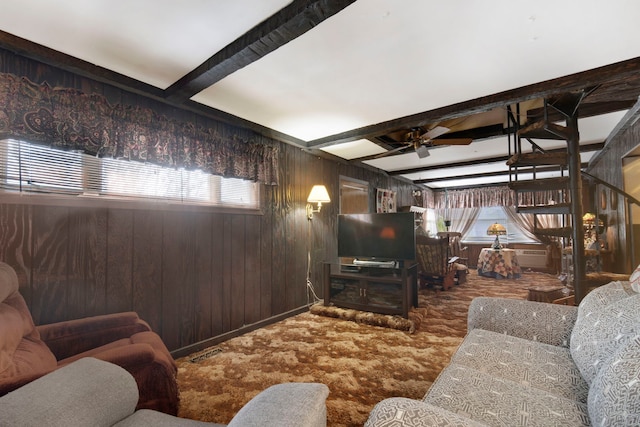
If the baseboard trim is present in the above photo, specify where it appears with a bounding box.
[170,305,310,359]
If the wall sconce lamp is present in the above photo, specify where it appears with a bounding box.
[306,185,330,220]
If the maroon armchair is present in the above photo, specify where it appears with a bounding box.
[0,262,179,415]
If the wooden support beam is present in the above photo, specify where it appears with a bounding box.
[386,142,603,176]
[307,56,640,149]
[164,0,357,102]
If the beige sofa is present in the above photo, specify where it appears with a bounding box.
[366,279,640,426]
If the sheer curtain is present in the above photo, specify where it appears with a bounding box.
[504,206,561,244]
[435,207,481,238]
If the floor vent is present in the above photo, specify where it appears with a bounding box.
[188,347,223,363]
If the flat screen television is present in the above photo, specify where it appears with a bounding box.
[337,212,416,262]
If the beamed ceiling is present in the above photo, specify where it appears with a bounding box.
[1,0,640,189]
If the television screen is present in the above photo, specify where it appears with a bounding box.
[337,212,416,261]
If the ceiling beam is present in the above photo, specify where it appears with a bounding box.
[415,162,589,186]
[0,31,308,148]
[306,56,640,148]
[387,142,605,176]
[587,96,640,167]
[413,162,588,191]
[164,0,357,103]
[526,100,636,124]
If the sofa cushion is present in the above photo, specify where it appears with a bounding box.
[423,364,590,426]
[575,281,634,323]
[366,397,486,427]
[467,297,577,347]
[114,409,219,426]
[588,334,640,426]
[0,357,138,427]
[451,329,588,402]
[570,289,640,385]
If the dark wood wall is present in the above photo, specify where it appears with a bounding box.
[0,48,424,354]
[587,107,640,273]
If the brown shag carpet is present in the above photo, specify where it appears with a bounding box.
[176,270,565,426]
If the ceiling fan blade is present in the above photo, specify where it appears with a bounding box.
[421,126,450,140]
[416,145,430,158]
[430,138,473,146]
[374,143,412,159]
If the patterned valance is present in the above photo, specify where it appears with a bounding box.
[0,73,279,185]
[434,185,567,209]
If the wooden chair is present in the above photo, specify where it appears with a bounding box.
[415,235,456,291]
[437,232,468,266]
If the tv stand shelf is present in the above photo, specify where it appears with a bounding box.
[323,263,418,318]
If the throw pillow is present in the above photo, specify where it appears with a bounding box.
[588,334,640,426]
[629,263,640,293]
[576,281,631,322]
[570,292,640,385]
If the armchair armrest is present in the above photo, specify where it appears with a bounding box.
[228,383,329,427]
[36,312,151,360]
[57,342,157,369]
[0,358,138,427]
[365,398,486,427]
[467,297,578,347]
[0,370,53,397]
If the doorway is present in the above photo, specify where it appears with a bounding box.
[622,147,640,269]
[339,176,369,214]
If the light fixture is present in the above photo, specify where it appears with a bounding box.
[486,223,507,249]
[583,212,596,230]
[306,185,330,220]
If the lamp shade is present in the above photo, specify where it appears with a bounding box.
[486,223,507,236]
[307,185,330,203]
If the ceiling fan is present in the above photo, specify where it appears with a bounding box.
[376,126,473,159]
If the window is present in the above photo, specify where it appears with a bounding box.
[0,139,260,209]
[463,206,537,244]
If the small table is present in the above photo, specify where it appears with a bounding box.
[528,286,566,303]
[477,248,522,279]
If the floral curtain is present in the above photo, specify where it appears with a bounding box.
[434,185,567,209]
[434,186,516,209]
[0,73,279,185]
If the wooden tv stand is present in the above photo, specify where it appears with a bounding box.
[323,263,418,318]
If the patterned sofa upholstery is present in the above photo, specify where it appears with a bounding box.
[366,279,640,426]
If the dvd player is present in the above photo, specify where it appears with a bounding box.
[352,259,397,268]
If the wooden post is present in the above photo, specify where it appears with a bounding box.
[567,114,586,303]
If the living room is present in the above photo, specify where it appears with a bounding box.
[1,2,640,426]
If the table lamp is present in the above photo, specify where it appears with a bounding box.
[487,223,506,249]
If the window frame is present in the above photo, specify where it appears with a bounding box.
[462,206,538,245]
[0,138,263,214]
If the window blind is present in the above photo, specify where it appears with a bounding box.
[0,139,260,209]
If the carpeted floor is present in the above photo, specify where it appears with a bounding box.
[176,270,565,426]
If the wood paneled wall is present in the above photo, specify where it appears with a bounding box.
[587,109,640,273]
[0,49,424,353]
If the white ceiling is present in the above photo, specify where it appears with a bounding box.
[1,0,639,188]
